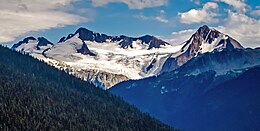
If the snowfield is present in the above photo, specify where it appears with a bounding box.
[45,33,184,79]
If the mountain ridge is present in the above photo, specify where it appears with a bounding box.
[11,25,244,89]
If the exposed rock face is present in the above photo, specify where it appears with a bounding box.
[45,60,129,89]
[77,41,96,56]
[37,37,53,47]
[139,35,168,49]
[73,69,129,89]
[58,37,66,43]
[36,37,53,50]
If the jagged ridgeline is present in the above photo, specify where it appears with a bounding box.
[11,25,244,90]
[0,46,174,130]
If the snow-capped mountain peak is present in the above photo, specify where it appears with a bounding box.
[11,36,37,49]
[12,37,53,59]
[181,25,243,55]
[159,25,244,74]
[12,37,53,50]
[178,25,243,63]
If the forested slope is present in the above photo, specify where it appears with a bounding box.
[0,46,173,130]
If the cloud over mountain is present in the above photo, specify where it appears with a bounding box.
[214,0,247,12]
[0,0,87,43]
[216,11,260,48]
[178,2,219,24]
[91,0,168,9]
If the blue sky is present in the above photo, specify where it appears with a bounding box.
[0,0,259,47]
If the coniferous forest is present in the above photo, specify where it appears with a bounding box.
[0,45,174,130]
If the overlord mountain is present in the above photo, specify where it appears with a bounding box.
[12,25,243,89]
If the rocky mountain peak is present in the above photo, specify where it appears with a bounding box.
[160,25,244,74]
[11,36,37,49]
[181,25,243,58]
[37,37,53,46]
[74,27,114,43]
[75,27,95,41]
[197,25,210,36]
[138,35,168,49]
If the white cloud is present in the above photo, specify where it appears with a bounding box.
[214,0,247,13]
[91,0,168,9]
[162,29,196,45]
[216,11,260,48]
[179,2,219,24]
[135,10,169,23]
[155,16,169,23]
[0,0,87,43]
[190,0,200,5]
[250,10,260,17]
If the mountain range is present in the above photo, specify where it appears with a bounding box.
[12,25,243,89]
[9,24,260,130]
